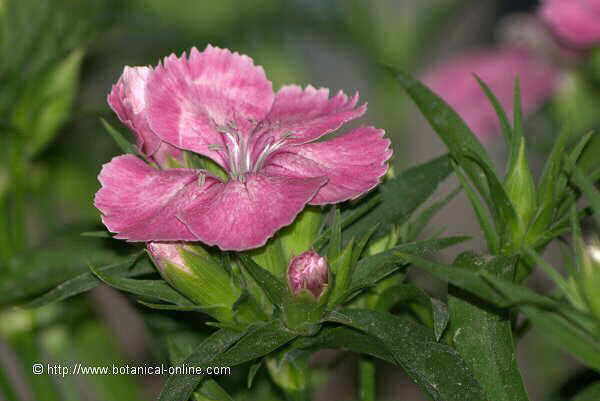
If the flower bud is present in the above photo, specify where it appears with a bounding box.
[505,137,537,245]
[147,242,248,323]
[147,242,188,273]
[287,251,328,299]
[580,239,600,322]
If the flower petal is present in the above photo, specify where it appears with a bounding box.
[179,173,327,251]
[108,66,182,165]
[260,85,366,145]
[108,66,160,156]
[94,155,222,241]
[146,45,274,169]
[263,126,391,205]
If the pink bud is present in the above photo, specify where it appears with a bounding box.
[287,251,329,299]
[147,242,190,273]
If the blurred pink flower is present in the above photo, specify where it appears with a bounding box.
[287,250,329,299]
[108,66,182,167]
[422,48,559,141]
[95,45,392,251]
[539,0,600,49]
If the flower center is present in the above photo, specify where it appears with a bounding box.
[211,122,291,181]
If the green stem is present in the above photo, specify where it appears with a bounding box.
[358,357,376,401]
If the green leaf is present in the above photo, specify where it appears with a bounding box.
[572,382,600,401]
[448,252,528,401]
[293,325,393,364]
[343,155,453,240]
[248,236,287,279]
[0,235,127,305]
[328,309,487,401]
[345,236,469,301]
[465,153,518,246]
[90,265,195,306]
[11,49,84,157]
[328,240,355,306]
[522,305,600,371]
[100,118,138,155]
[158,329,245,401]
[137,301,208,312]
[24,251,153,308]
[238,255,289,308]
[279,206,322,260]
[509,79,523,171]
[193,380,235,401]
[577,131,600,175]
[247,360,263,389]
[392,67,493,196]
[431,298,449,342]
[371,283,430,314]
[160,321,298,401]
[474,75,513,145]
[404,186,461,242]
[533,124,572,235]
[327,208,343,262]
[569,165,600,227]
[405,251,557,309]
[454,161,499,252]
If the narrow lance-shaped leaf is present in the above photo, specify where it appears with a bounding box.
[509,79,523,172]
[391,67,492,199]
[238,255,289,308]
[292,325,394,364]
[343,155,453,240]
[404,186,461,242]
[570,164,600,227]
[158,329,246,401]
[345,236,469,301]
[327,308,487,401]
[453,160,499,253]
[448,252,528,401]
[474,74,513,145]
[25,251,153,308]
[572,382,600,401]
[159,321,298,401]
[327,208,342,262]
[90,264,195,306]
[100,118,138,155]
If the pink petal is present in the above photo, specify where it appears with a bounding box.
[422,48,559,141]
[146,45,275,170]
[94,155,222,241]
[108,66,182,166]
[540,0,600,48]
[263,126,392,205]
[179,173,327,251]
[258,85,366,146]
[107,67,160,156]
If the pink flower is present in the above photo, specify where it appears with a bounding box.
[95,45,392,251]
[287,251,329,299]
[422,48,559,141]
[108,66,182,167]
[539,0,600,49]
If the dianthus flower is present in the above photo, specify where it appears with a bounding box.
[95,45,391,251]
[539,0,600,49]
[422,47,559,141]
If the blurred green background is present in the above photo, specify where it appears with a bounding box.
[1,0,598,400]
